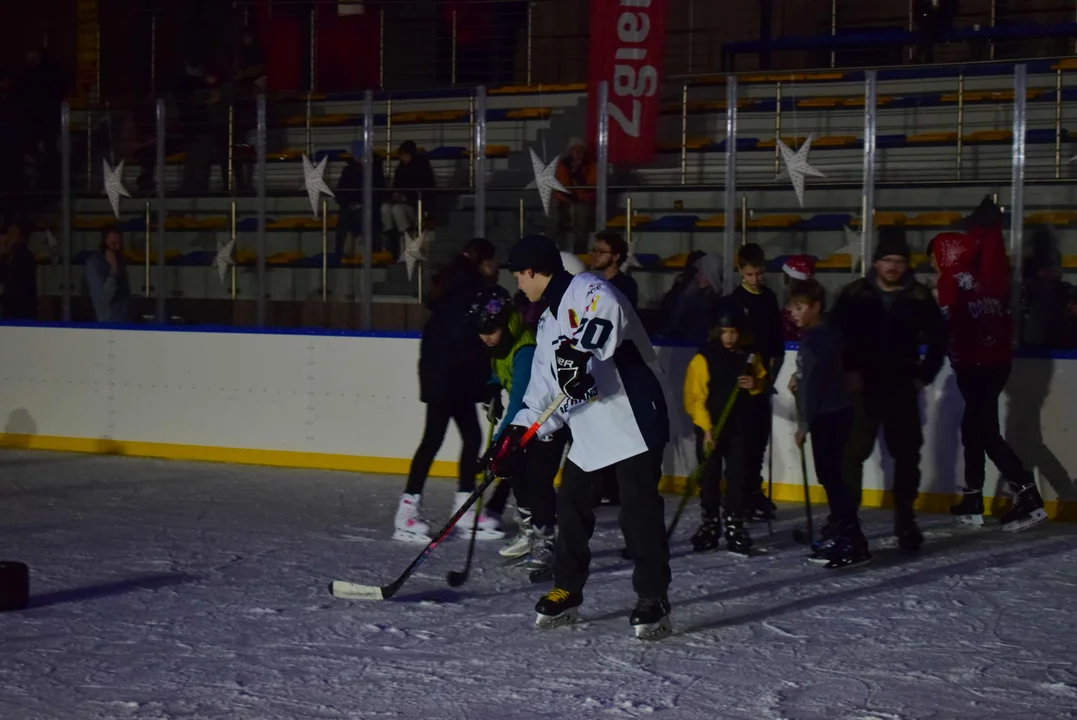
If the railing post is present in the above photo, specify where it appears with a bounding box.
[155,98,167,324]
[596,81,610,232]
[474,85,487,239]
[526,1,534,86]
[1010,65,1028,345]
[862,70,877,274]
[723,76,738,293]
[679,81,688,184]
[362,91,374,330]
[256,93,267,328]
[61,102,71,322]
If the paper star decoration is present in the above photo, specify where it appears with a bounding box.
[831,225,863,274]
[45,229,60,264]
[526,148,568,216]
[103,160,130,219]
[619,234,641,272]
[214,238,235,285]
[403,230,427,281]
[955,271,975,290]
[301,155,335,219]
[776,135,825,208]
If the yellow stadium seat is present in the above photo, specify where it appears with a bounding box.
[267,251,304,265]
[814,135,859,147]
[797,97,840,109]
[607,214,651,229]
[749,214,803,229]
[963,130,1011,143]
[1062,255,1077,269]
[696,215,727,228]
[505,108,553,120]
[907,211,962,227]
[850,212,907,228]
[906,132,959,144]
[194,218,229,231]
[817,254,856,270]
[1026,211,1077,225]
[236,250,257,264]
[757,136,808,150]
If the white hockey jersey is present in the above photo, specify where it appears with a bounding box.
[511,271,670,472]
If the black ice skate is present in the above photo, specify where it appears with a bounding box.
[629,595,672,640]
[746,492,777,522]
[895,514,924,553]
[824,522,871,570]
[723,513,754,556]
[534,588,582,629]
[1001,481,1047,533]
[951,488,985,527]
[807,521,838,564]
[690,515,721,553]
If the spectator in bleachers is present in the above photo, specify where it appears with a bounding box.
[335,146,386,260]
[86,226,133,324]
[174,60,220,193]
[589,230,638,309]
[0,221,37,320]
[553,138,598,254]
[14,47,69,195]
[0,72,30,228]
[659,251,724,344]
[780,254,816,340]
[913,0,958,64]
[383,140,436,261]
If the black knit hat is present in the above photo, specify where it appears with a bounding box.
[507,234,563,275]
[874,226,910,262]
[711,297,746,330]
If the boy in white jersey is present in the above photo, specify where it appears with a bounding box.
[487,235,673,639]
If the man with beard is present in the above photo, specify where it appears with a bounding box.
[589,230,638,310]
[832,228,947,555]
[469,284,563,572]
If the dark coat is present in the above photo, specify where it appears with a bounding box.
[418,269,490,404]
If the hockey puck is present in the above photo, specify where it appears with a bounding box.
[0,561,29,612]
[446,570,468,588]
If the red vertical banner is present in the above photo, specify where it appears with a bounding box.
[587,0,669,164]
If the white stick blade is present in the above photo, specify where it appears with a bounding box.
[331,580,384,600]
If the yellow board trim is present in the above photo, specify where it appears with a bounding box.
[1,433,1072,521]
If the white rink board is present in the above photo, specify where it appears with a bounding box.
[0,325,1074,503]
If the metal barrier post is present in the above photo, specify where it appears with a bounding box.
[723,76,738,293]
[596,81,610,232]
[1010,65,1028,343]
[362,91,374,330]
[474,85,487,238]
[256,93,267,327]
[679,81,688,184]
[155,98,167,324]
[862,70,877,273]
[61,102,71,322]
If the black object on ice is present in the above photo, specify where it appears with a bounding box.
[0,561,29,612]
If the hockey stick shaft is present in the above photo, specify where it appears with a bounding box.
[448,417,499,586]
[666,354,755,540]
[332,393,565,601]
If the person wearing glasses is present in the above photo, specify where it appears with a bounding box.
[588,230,638,310]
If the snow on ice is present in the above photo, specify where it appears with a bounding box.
[1,450,1076,719]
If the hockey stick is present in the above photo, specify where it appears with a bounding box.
[331,393,566,601]
[446,416,499,588]
[665,353,756,541]
[791,407,814,545]
[766,408,774,537]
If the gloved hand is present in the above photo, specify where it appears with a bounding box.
[555,340,595,401]
[485,424,527,480]
[482,383,504,424]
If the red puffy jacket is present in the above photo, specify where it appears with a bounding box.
[932,226,1012,367]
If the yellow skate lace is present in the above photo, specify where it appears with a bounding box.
[544,588,571,603]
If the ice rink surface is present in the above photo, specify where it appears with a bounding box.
[1,450,1076,720]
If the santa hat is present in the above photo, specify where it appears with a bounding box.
[782,254,815,281]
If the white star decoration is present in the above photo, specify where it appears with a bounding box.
[776,135,825,208]
[215,237,235,285]
[620,235,640,272]
[955,271,975,290]
[45,229,60,263]
[526,147,568,216]
[831,224,863,274]
[939,236,966,267]
[403,230,427,281]
[103,160,130,219]
[301,155,335,219]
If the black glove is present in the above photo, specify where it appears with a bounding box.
[555,340,595,401]
[485,424,527,480]
[482,383,504,424]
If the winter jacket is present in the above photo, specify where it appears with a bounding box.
[0,243,37,320]
[392,155,437,208]
[490,309,537,439]
[85,253,133,323]
[831,269,947,395]
[933,227,1012,367]
[607,270,639,310]
[728,284,785,386]
[418,269,490,405]
[795,320,850,434]
[683,341,767,438]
